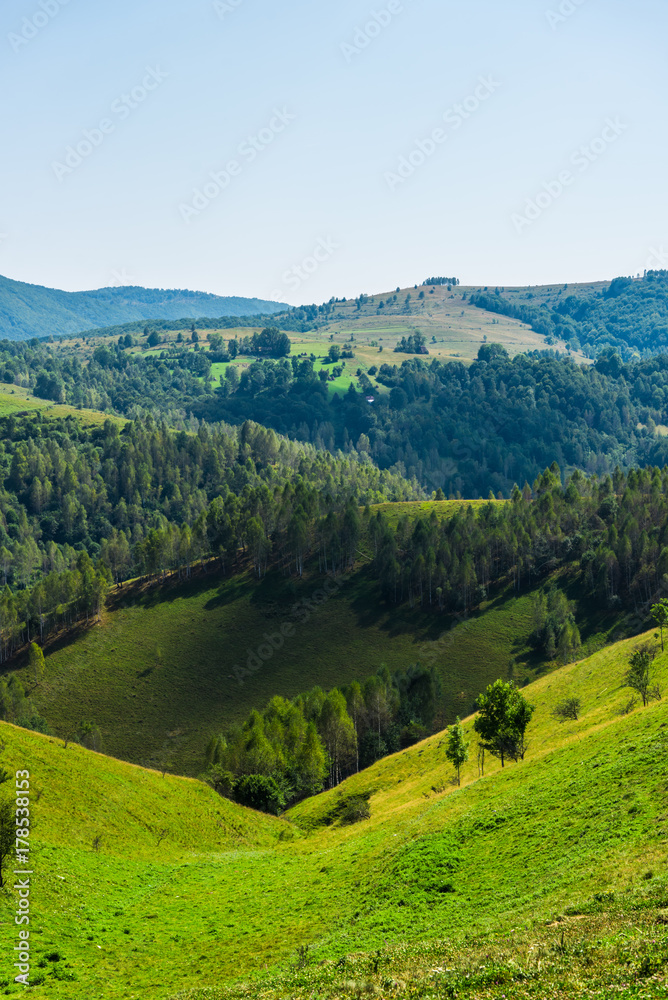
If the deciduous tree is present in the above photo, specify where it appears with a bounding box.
[445,716,469,785]
[473,679,534,767]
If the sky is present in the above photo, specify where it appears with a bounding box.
[1,0,667,304]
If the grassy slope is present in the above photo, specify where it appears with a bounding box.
[188,631,668,998]
[60,284,546,365]
[303,283,559,366]
[368,498,499,527]
[0,721,284,997]
[0,632,665,999]
[56,282,586,402]
[0,384,121,425]
[28,563,540,776]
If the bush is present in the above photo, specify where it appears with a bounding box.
[17,713,52,735]
[339,795,371,825]
[202,765,235,798]
[553,697,581,722]
[324,791,371,826]
[233,774,285,815]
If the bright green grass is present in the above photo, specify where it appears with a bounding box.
[0,722,284,998]
[0,385,119,426]
[369,498,503,527]
[102,285,571,399]
[0,633,665,999]
[28,567,538,776]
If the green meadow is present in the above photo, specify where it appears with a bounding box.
[28,565,543,776]
[0,630,665,998]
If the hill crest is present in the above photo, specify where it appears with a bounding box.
[0,273,285,340]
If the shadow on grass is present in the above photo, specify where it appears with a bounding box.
[107,565,256,614]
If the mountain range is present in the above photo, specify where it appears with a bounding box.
[0,273,285,340]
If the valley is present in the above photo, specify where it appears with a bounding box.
[0,271,666,997]
[0,627,664,998]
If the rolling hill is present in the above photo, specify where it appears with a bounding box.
[27,561,542,777]
[19,490,625,779]
[0,274,284,341]
[76,279,576,365]
[0,628,665,999]
[467,270,668,358]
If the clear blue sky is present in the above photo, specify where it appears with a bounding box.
[1,0,666,304]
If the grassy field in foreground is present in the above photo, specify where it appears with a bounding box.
[26,564,541,776]
[0,631,665,999]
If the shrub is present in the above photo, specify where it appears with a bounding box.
[322,791,372,827]
[553,697,581,721]
[339,795,371,825]
[324,791,371,826]
[233,774,285,815]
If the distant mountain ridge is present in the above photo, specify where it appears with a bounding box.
[0,273,285,340]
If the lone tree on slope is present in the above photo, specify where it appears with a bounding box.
[651,598,668,652]
[445,717,470,785]
[473,679,534,768]
[28,642,45,686]
[625,643,661,707]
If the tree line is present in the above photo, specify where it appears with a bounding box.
[9,325,668,501]
[203,668,535,815]
[368,462,668,616]
[0,411,419,659]
[203,662,442,813]
[468,270,668,357]
[206,343,668,498]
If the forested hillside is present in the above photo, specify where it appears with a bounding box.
[200,460,668,807]
[0,413,418,663]
[0,274,284,340]
[8,329,668,496]
[469,269,668,357]
[209,344,668,495]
